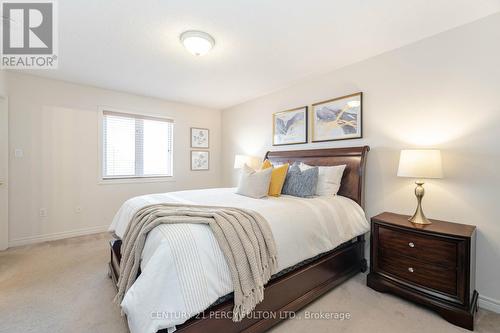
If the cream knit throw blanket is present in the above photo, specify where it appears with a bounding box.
[114,203,278,321]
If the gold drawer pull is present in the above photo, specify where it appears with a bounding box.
[408,242,415,248]
[408,267,414,273]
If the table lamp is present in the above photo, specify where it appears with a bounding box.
[234,155,260,169]
[397,149,443,225]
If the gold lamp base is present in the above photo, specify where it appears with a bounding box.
[409,181,432,225]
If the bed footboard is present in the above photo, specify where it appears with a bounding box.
[108,235,366,333]
[108,238,121,286]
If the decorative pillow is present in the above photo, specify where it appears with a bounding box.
[299,163,346,196]
[236,164,272,199]
[282,164,319,197]
[261,159,272,169]
[261,159,289,197]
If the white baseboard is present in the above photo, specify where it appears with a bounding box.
[8,225,109,248]
[479,295,500,314]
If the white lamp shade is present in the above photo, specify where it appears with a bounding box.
[234,155,260,169]
[234,155,248,169]
[397,149,443,179]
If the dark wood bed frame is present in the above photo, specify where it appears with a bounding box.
[109,146,370,333]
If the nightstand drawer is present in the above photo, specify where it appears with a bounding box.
[378,225,457,267]
[378,254,457,296]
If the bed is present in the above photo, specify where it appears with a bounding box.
[108,146,370,333]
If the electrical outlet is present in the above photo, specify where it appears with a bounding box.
[75,206,82,214]
[39,208,47,217]
[14,149,24,158]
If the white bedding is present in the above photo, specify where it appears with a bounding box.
[109,187,369,333]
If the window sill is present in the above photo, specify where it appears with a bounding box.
[98,176,176,185]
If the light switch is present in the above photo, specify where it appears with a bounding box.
[14,149,23,158]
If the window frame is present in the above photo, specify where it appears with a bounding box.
[97,107,175,184]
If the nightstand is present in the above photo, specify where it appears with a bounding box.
[367,212,478,330]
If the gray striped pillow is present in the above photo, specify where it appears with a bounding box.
[282,164,319,197]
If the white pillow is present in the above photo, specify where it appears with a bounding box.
[299,163,346,196]
[236,164,272,199]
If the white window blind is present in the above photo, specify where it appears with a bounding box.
[102,111,173,179]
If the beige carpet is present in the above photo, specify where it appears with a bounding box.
[0,233,499,333]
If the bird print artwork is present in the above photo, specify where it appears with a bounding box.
[273,107,307,145]
[275,112,304,135]
[312,93,362,141]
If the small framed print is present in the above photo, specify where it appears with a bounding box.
[272,106,308,146]
[191,127,209,148]
[311,92,362,142]
[191,150,209,171]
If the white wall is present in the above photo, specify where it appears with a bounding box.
[0,71,6,94]
[6,72,222,246]
[0,72,8,251]
[222,14,500,310]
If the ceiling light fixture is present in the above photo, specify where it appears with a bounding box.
[180,30,215,56]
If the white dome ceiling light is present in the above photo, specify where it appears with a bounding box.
[180,31,215,56]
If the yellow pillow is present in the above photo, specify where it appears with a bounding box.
[261,159,289,196]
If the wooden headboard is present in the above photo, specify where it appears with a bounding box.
[264,146,370,208]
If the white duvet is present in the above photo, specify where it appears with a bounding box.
[109,187,369,333]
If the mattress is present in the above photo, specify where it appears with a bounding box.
[109,187,369,333]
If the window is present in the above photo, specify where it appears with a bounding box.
[102,110,173,179]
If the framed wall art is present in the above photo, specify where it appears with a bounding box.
[191,150,209,171]
[311,92,362,142]
[272,106,308,146]
[190,127,209,148]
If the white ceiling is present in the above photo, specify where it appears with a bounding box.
[24,0,500,109]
